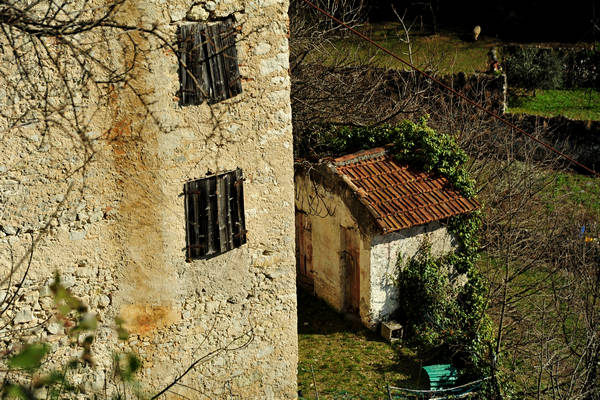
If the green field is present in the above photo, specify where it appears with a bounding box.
[314,23,499,74]
[297,289,428,399]
[508,89,600,120]
[311,23,600,121]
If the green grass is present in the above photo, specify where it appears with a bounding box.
[543,171,600,214]
[508,89,600,120]
[297,289,428,399]
[313,23,500,74]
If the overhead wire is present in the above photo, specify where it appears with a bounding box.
[300,0,600,178]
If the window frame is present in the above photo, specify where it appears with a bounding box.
[184,168,247,260]
[178,18,243,105]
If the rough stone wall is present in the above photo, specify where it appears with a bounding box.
[0,0,297,398]
[369,222,454,325]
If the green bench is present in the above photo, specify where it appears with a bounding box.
[422,364,458,390]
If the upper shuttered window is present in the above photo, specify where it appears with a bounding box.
[178,18,243,105]
[184,169,247,260]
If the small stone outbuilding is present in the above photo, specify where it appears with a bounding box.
[295,147,479,328]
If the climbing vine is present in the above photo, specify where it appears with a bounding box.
[317,118,492,380]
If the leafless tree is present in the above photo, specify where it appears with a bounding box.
[289,4,600,398]
[289,0,366,69]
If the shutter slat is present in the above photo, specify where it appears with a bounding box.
[195,24,210,103]
[205,23,223,103]
[197,179,209,257]
[215,22,228,102]
[217,175,228,253]
[225,173,234,250]
[234,168,246,246]
[189,25,200,104]
[179,25,192,105]
[184,182,192,260]
[205,177,215,254]
[221,19,242,98]
[192,180,203,258]
[178,26,186,105]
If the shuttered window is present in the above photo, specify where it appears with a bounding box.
[184,169,247,260]
[178,18,243,105]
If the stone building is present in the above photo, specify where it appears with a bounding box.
[295,147,479,328]
[0,0,297,398]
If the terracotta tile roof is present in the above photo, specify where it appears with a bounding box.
[333,147,479,233]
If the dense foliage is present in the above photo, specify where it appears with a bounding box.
[394,209,492,381]
[314,118,492,380]
[308,118,475,196]
[502,45,600,91]
[502,46,564,93]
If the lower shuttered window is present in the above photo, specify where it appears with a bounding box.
[184,169,247,260]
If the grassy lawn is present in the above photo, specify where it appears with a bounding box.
[507,89,600,120]
[544,171,600,214]
[297,289,428,399]
[314,23,500,74]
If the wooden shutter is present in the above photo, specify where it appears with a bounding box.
[178,18,242,106]
[184,169,246,260]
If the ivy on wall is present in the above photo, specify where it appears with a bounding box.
[311,117,475,196]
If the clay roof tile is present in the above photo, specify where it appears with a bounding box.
[333,149,479,232]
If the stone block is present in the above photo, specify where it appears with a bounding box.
[381,320,403,343]
[14,307,34,324]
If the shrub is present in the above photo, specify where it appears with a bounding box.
[564,49,600,89]
[395,216,492,380]
[503,46,564,93]
[503,45,600,91]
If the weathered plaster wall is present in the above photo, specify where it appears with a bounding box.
[369,223,454,325]
[0,0,297,398]
[295,173,371,322]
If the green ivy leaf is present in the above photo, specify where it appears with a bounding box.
[3,383,35,399]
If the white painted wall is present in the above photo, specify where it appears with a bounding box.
[368,222,454,325]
